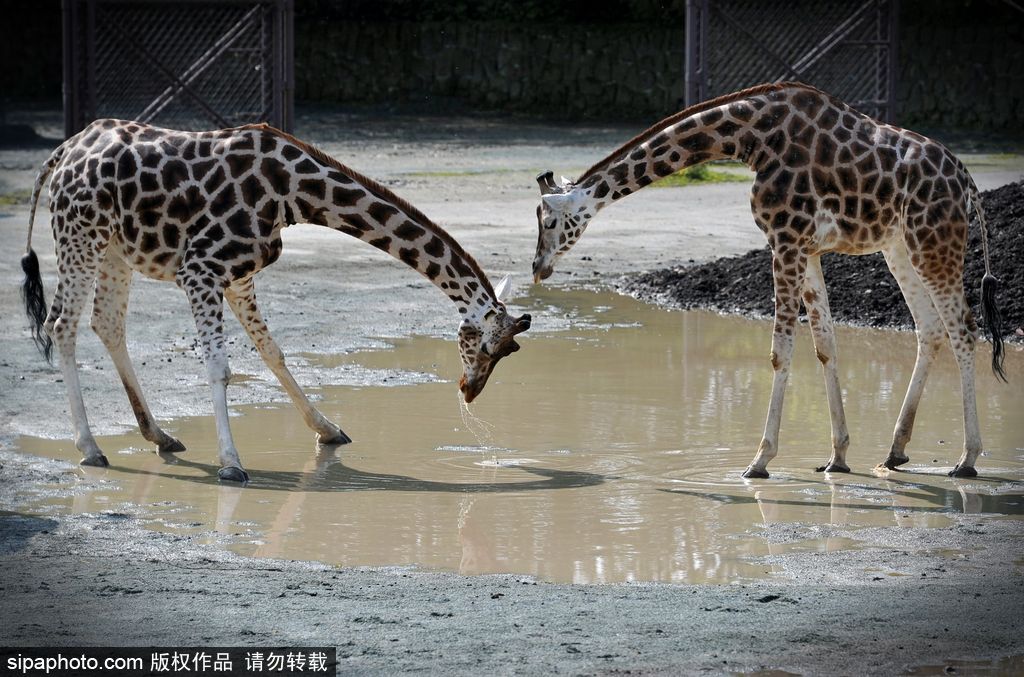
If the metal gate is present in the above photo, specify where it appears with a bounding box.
[63,0,293,138]
[685,0,899,122]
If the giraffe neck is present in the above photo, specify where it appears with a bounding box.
[282,156,500,323]
[571,84,813,215]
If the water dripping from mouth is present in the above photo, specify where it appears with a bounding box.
[457,390,500,463]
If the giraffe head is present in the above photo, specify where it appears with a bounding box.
[456,277,531,403]
[533,171,592,282]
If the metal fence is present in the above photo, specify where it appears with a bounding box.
[685,0,899,122]
[63,0,293,138]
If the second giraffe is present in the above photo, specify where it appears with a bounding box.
[532,81,1005,479]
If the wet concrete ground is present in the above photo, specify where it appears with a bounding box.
[0,499,1021,675]
[1,110,1023,673]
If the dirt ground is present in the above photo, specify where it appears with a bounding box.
[1,110,1023,674]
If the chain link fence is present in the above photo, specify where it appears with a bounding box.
[686,0,898,121]
[63,0,293,138]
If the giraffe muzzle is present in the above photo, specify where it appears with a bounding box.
[533,261,554,283]
[459,373,486,404]
[459,314,530,402]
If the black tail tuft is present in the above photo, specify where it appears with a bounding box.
[981,273,1006,382]
[21,249,52,363]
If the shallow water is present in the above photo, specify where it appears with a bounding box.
[15,288,1024,584]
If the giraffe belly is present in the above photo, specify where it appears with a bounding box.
[115,211,285,284]
[810,208,898,256]
[110,230,181,282]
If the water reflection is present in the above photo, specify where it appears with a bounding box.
[663,474,1024,517]
[14,288,1024,584]
[108,448,607,493]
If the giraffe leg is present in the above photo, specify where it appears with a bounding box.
[179,275,247,483]
[937,296,982,478]
[743,252,805,479]
[802,256,851,473]
[878,244,946,470]
[91,249,185,454]
[225,278,351,446]
[908,229,983,477]
[921,291,982,478]
[46,255,108,466]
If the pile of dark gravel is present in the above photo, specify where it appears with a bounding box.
[622,181,1024,340]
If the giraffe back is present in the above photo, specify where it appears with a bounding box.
[48,119,298,284]
[738,85,972,262]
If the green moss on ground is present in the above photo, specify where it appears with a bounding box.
[654,163,750,187]
[0,190,32,206]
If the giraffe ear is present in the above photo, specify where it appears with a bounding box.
[560,176,573,187]
[494,274,513,303]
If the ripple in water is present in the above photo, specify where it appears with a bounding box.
[474,458,540,468]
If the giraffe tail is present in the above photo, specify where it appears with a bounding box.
[965,172,1006,382]
[21,144,65,363]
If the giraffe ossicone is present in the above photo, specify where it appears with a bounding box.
[21,119,530,482]
[494,274,514,303]
[532,81,1006,479]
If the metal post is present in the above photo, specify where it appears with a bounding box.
[887,0,900,123]
[267,0,292,130]
[263,4,273,125]
[62,0,78,138]
[85,0,97,125]
[684,0,707,107]
[283,0,294,132]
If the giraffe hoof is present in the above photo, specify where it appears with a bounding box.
[158,437,187,454]
[742,466,770,479]
[815,463,851,473]
[317,430,352,446]
[80,454,110,468]
[218,466,250,483]
[881,454,910,470]
[948,464,978,478]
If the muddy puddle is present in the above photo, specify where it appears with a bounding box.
[14,288,1024,584]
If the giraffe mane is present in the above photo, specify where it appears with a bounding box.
[576,81,829,183]
[251,124,497,301]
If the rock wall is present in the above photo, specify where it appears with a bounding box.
[294,21,687,119]
[294,10,1022,129]
[898,9,1023,130]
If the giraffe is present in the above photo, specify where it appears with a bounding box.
[532,81,1006,479]
[21,119,530,482]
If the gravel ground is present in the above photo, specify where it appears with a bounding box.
[1,110,1023,674]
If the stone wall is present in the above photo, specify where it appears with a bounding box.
[295,21,687,120]
[293,8,1022,130]
[898,7,1023,130]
